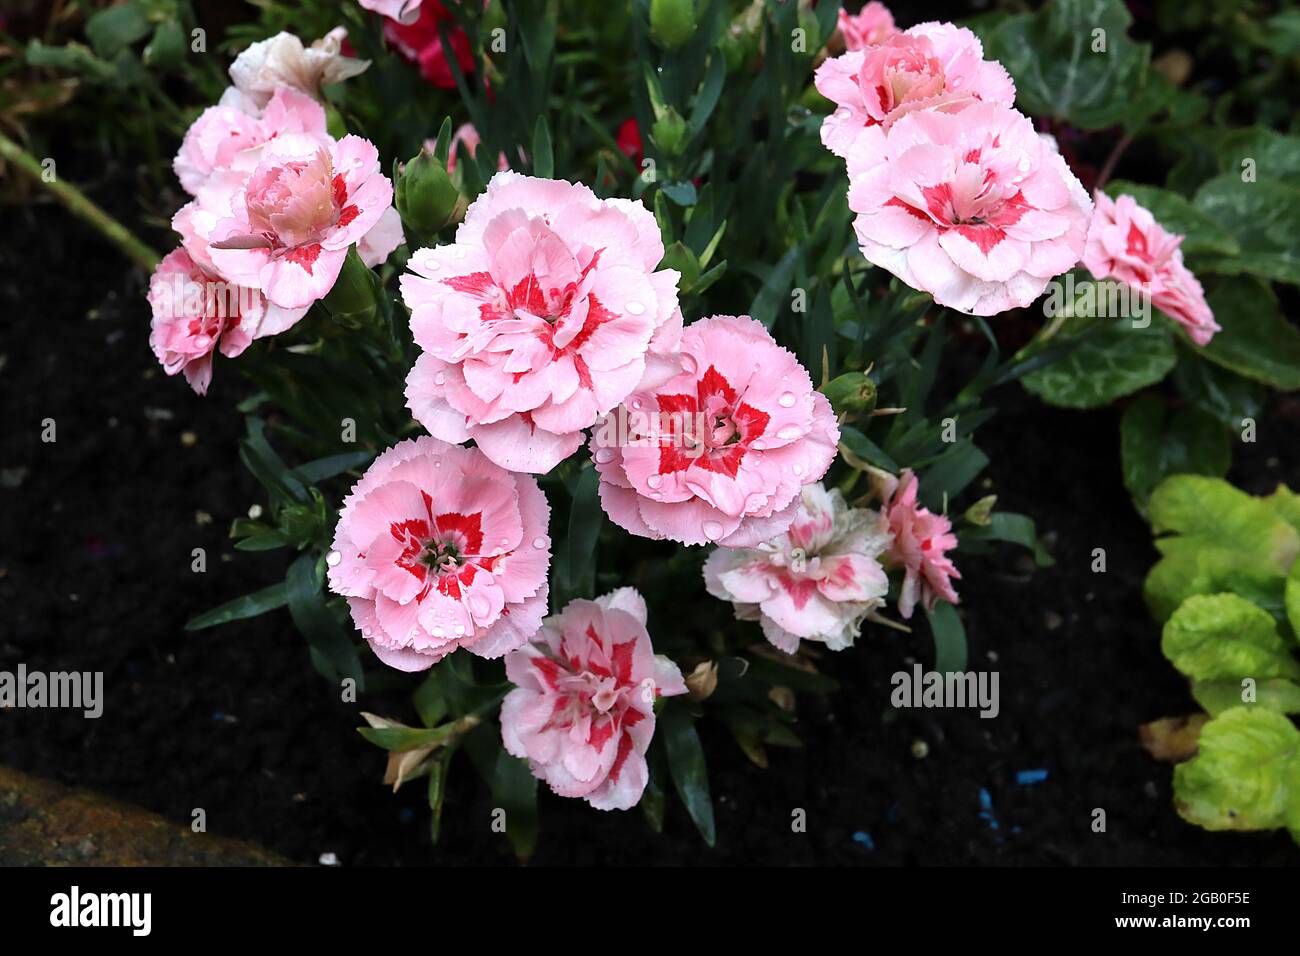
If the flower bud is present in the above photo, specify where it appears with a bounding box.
[650,0,697,50]
[396,147,461,245]
[821,371,876,416]
[322,246,380,328]
[650,106,688,157]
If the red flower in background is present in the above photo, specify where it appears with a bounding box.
[383,1,476,89]
[617,118,643,166]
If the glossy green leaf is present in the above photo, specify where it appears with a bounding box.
[661,703,716,846]
[1162,593,1300,683]
[184,583,288,631]
[1022,320,1176,409]
[1119,394,1230,511]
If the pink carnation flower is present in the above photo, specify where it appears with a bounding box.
[816,22,1015,159]
[228,28,369,108]
[704,483,891,653]
[327,436,552,672]
[837,2,897,51]
[1082,192,1219,346]
[402,171,683,474]
[877,468,960,619]
[590,315,840,547]
[173,86,329,196]
[205,133,394,310]
[848,102,1092,315]
[148,248,258,395]
[359,0,422,24]
[501,588,686,811]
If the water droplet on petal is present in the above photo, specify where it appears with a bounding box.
[594,448,614,464]
[454,624,465,636]
[793,463,805,476]
[362,627,372,637]
[431,626,444,638]
[434,371,446,386]
[631,399,642,410]
[680,353,698,375]
[703,520,724,541]
[326,550,341,566]
[777,425,801,440]
[625,301,645,315]
[646,474,663,490]
[532,535,550,549]
[778,392,796,408]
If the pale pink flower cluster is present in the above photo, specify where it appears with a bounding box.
[878,468,960,618]
[501,588,686,810]
[402,171,684,473]
[591,315,840,548]
[817,12,1093,316]
[1083,192,1219,346]
[837,2,897,51]
[151,33,399,392]
[327,436,552,672]
[704,484,892,653]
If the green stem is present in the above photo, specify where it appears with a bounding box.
[0,131,161,272]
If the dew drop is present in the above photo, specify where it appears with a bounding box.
[362,627,372,637]
[777,425,801,440]
[326,550,341,566]
[434,371,446,386]
[454,624,466,636]
[631,399,642,410]
[680,353,699,375]
[702,520,724,541]
[778,392,796,408]
[532,535,550,549]
[431,626,444,638]
[793,463,805,476]
[194,334,212,349]
[594,447,615,464]
[646,474,663,490]
[625,301,646,315]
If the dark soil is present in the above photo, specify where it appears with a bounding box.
[4,153,1300,867]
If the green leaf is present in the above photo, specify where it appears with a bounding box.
[553,465,602,605]
[1022,320,1176,408]
[1171,352,1264,430]
[984,0,1152,129]
[492,752,540,862]
[1193,679,1300,717]
[358,724,456,751]
[1173,707,1300,832]
[1104,181,1240,258]
[1286,556,1300,642]
[748,246,799,329]
[1144,476,1299,621]
[184,583,288,631]
[1194,277,1300,390]
[427,749,452,844]
[531,116,553,179]
[286,553,365,688]
[85,3,150,59]
[960,513,1054,567]
[1162,593,1300,683]
[289,450,374,485]
[1194,176,1300,285]
[1119,394,1230,511]
[661,704,716,846]
[927,601,967,673]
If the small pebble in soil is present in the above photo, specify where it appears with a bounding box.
[1043,611,1063,631]
[1016,768,1049,786]
[318,852,340,867]
[195,511,212,526]
[248,504,263,520]
[911,739,929,759]
[1143,781,1159,799]
[852,831,874,851]
[180,431,197,447]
